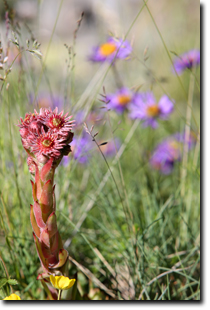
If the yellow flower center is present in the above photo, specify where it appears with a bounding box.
[42,139,53,148]
[53,117,61,127]
[99,42,117,56]
[146,105,160,117]
[117,94,131,106]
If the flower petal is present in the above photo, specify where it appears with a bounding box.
[158,95,174,116]
[50,275,76,290]
[3,294,21,300]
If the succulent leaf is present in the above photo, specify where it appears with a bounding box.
[39,180,53,214]
[40,228,50,247]
[30,204,41,238]
[33,233,51,273]
[40,157,54,183]
[33,201,46,229]
[50,231,59,253]
[51,249,68,269]
[30,180,37,202]
[35,163,42,200]
[46,212,57,238]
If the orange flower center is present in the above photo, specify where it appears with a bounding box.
[117,94,131,106]
[146,105,160,117]
[99,43,117,56]
[42,138,53,148]
[52,117,62,127]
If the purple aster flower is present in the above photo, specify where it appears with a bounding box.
[61,131,92,166]
[150,138,181,174]
[89,37,132,63]
[172,49,200,75]
[71,131,93,164]
[150,132,195,174]
[106,87,135,114]
[129,92,174,128]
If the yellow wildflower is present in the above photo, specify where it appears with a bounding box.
[50,275,76,290]
[3,293,21,300]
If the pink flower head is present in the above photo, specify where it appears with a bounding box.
[42,107,74,140]
[89,37,132,63]
[129,92,174,128]
[30,128,65,158]
[18,107,75,164]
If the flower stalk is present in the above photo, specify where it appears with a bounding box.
[17,107,74,277]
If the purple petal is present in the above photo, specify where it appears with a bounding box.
[158,95,174,117]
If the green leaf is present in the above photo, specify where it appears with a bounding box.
[7,279,18,285]
[0,278,8,289]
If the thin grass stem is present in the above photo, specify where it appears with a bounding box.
[181,71,195,197]
[33,0,64,105]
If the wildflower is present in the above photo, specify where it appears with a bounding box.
[129,92,174,128]
[172,49,200,75]
[18,107,74,163]
[150,132,195,174]
[61,130,95,166]
[17,107,75,276]
[89,37,132,63]
[72,131,93,164]
[150,139,181,174]
[50,275,76,290]
[106,87,135,114]
[3,293,21,300]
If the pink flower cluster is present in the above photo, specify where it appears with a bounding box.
[18,107,75,165]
